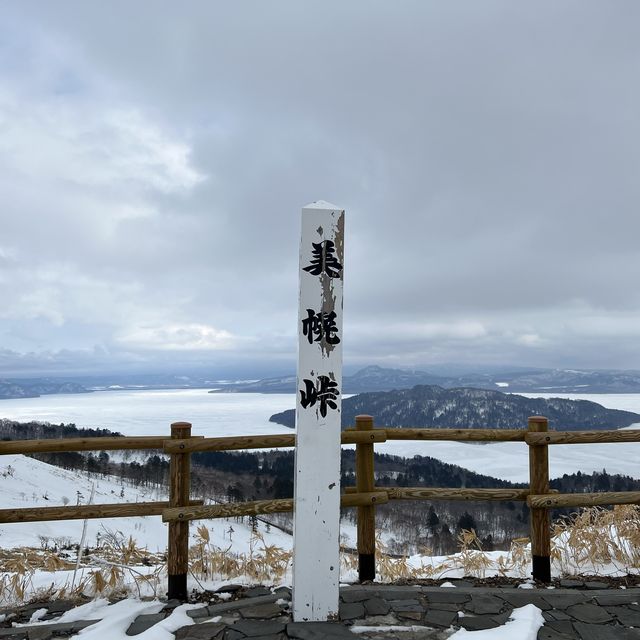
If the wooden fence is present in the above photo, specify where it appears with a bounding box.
[1,415,639,598]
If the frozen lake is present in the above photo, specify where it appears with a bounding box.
[1,389,639,483]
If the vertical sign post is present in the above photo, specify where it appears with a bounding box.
[292,201,345,622]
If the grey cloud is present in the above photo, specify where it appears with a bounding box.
[1,1,640,375]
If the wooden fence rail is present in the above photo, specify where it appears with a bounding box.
[0,416,639,596]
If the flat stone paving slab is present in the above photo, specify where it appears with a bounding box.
[544,619,577,635]
[537,627,579,640]
[126,612,166,635]
[231,619,287,636]
[542,592,591,609]
[573,621,640,640]
[463,594,505,615]
[594,592,640,606]
[458,615,503,631]
[423,608,457,627]
[241,603,284,619]
[174,621,226,639]
[362,598,390,617]
[422,591,470,604]
[0,619,100,638]
[608,606,640,627]
[566,603,613,624]
[339,603,365,621]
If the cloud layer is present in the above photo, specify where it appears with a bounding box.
[1,2,640,375]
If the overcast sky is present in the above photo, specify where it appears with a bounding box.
[1,2,639,377]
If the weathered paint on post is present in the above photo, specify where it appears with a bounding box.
[292,201,345,622]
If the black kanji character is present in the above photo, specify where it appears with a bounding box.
[301,309,341,346]
[299,375,340,417]
[303,240,343,278]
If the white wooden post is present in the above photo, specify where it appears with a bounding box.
[292,201,345,622]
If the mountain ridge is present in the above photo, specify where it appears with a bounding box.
[269,383,640,430]
[0,379,90,400]
[213,364,640,394]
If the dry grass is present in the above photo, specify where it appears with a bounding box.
[1,506,638,604]
[552,504,640,576]
[190,524,292,584]
[375,528,514,580]
[0,530,166,604]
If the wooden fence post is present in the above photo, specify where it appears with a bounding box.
[528,415,551,582]
[356,414,376,581]
[168,421,192,600]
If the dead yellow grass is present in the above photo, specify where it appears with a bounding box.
[552,504,640,576]
[190,525,292,584]
[1,506,638,603]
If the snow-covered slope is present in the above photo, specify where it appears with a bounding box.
[0,454,293,554]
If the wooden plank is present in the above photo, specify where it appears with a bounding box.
[166,429,386,453]
[344,486,558,498]
[164,498,295,521]
[528,491,640,508]
[0,436,170,455]
[293,201,345,622]
[0,500,203,523]
[384,428,526,442]
[342,429,387,444]
[162,492,387,522]
[341,491,388,508]
[526,430,640,445]
[165,434,295,453]
[528,416,551,582]
[386,487,531,501]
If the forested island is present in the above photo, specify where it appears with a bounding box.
[270,384,640,430]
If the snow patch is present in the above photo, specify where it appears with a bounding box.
[449,604,544,639]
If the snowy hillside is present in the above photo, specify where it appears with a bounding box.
[1,454,638,607]
[0,454,166,551]
[0,454,293,554]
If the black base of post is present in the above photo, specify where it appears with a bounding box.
[168,573,188,601]
[532,555,551,583]
[358,553,375,582]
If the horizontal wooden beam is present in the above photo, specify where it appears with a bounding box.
[165,434,295,453]
[388,487,532,501]
[165,430,387,453]
[0,436,174,455]
[162,491,388,522]
[528,491,640,509]
[342,429,388,444]
[341,491,389,508]
[0,499,204,524]
[384,428,526,442]
[526,430,640,445]
[344,486,532,501]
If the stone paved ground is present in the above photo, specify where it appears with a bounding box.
[1,582,639,639]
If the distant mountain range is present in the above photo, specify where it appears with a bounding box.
[269,384,640,431]
[0,379,90,400]
[0,373,223,400]
[5,364,640,401]
[210,365,640,394]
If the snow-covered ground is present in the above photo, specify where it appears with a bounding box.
[0,454,166,550]
[0,453,294,554]
[2,454,638,577]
